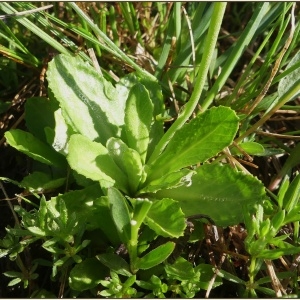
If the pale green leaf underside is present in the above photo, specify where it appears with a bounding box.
[147,106,239,181]
[155,164,267,226]
[144,198,186,238]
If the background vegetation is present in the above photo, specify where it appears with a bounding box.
[0,2,300,298]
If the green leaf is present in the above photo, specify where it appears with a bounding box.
[270,210,285,232]
[5,129,66,167]
[147,106,239,182]
[69,258,107,291]
[136,241,175,270]
[283,173,300,213]
[25,97,59,144]
[284,204,300,224]
[139,79,164,160]
[273,143,300,190]
[47,54,126,145]
[164,257,195,281]
[50,185,120,244]
[106,137,143,193]
[107,187,131,244]
[256,246,300,259]
[232,141,265,156]
[144,199,186,238]
[155,164,267,226]
[114,71,164,161]
[194,264,223,289]
[3,271,22,278]
[216,269,246,285]
[67,134,129,193]
[278,50,300,100]
[96,253,132,277]
[7,278,22,287]
[26,226,46,237]
[49,108,72,155]
[20,172,65,193]
[124,83,153,163]
[139,169,195,194]
[131,198,153,229]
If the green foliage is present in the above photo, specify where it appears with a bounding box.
[1,51,268,296]
[1,2,300,298]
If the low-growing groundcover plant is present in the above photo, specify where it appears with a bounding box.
[1,1,300,298]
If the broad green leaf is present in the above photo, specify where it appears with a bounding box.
[69,258,107,291]
[20,172,65,193]
[106,137,143,194]
[139,169,195,194]
[5,129,66,168]
[124,83,153,163]
[155,164,267,226]
[25,97,59,144]
[96,253,132,277]
[194,264,223,289]
[144,199,186,238]
[47,54,126,145]
[278,50,300,100]
[136,241,175,270]
[139,79,164,160]
[117,73,164,161]
[107,187,131,244]
[67,134,129,193]
[147,106,239,182]
[164,257,195,281]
